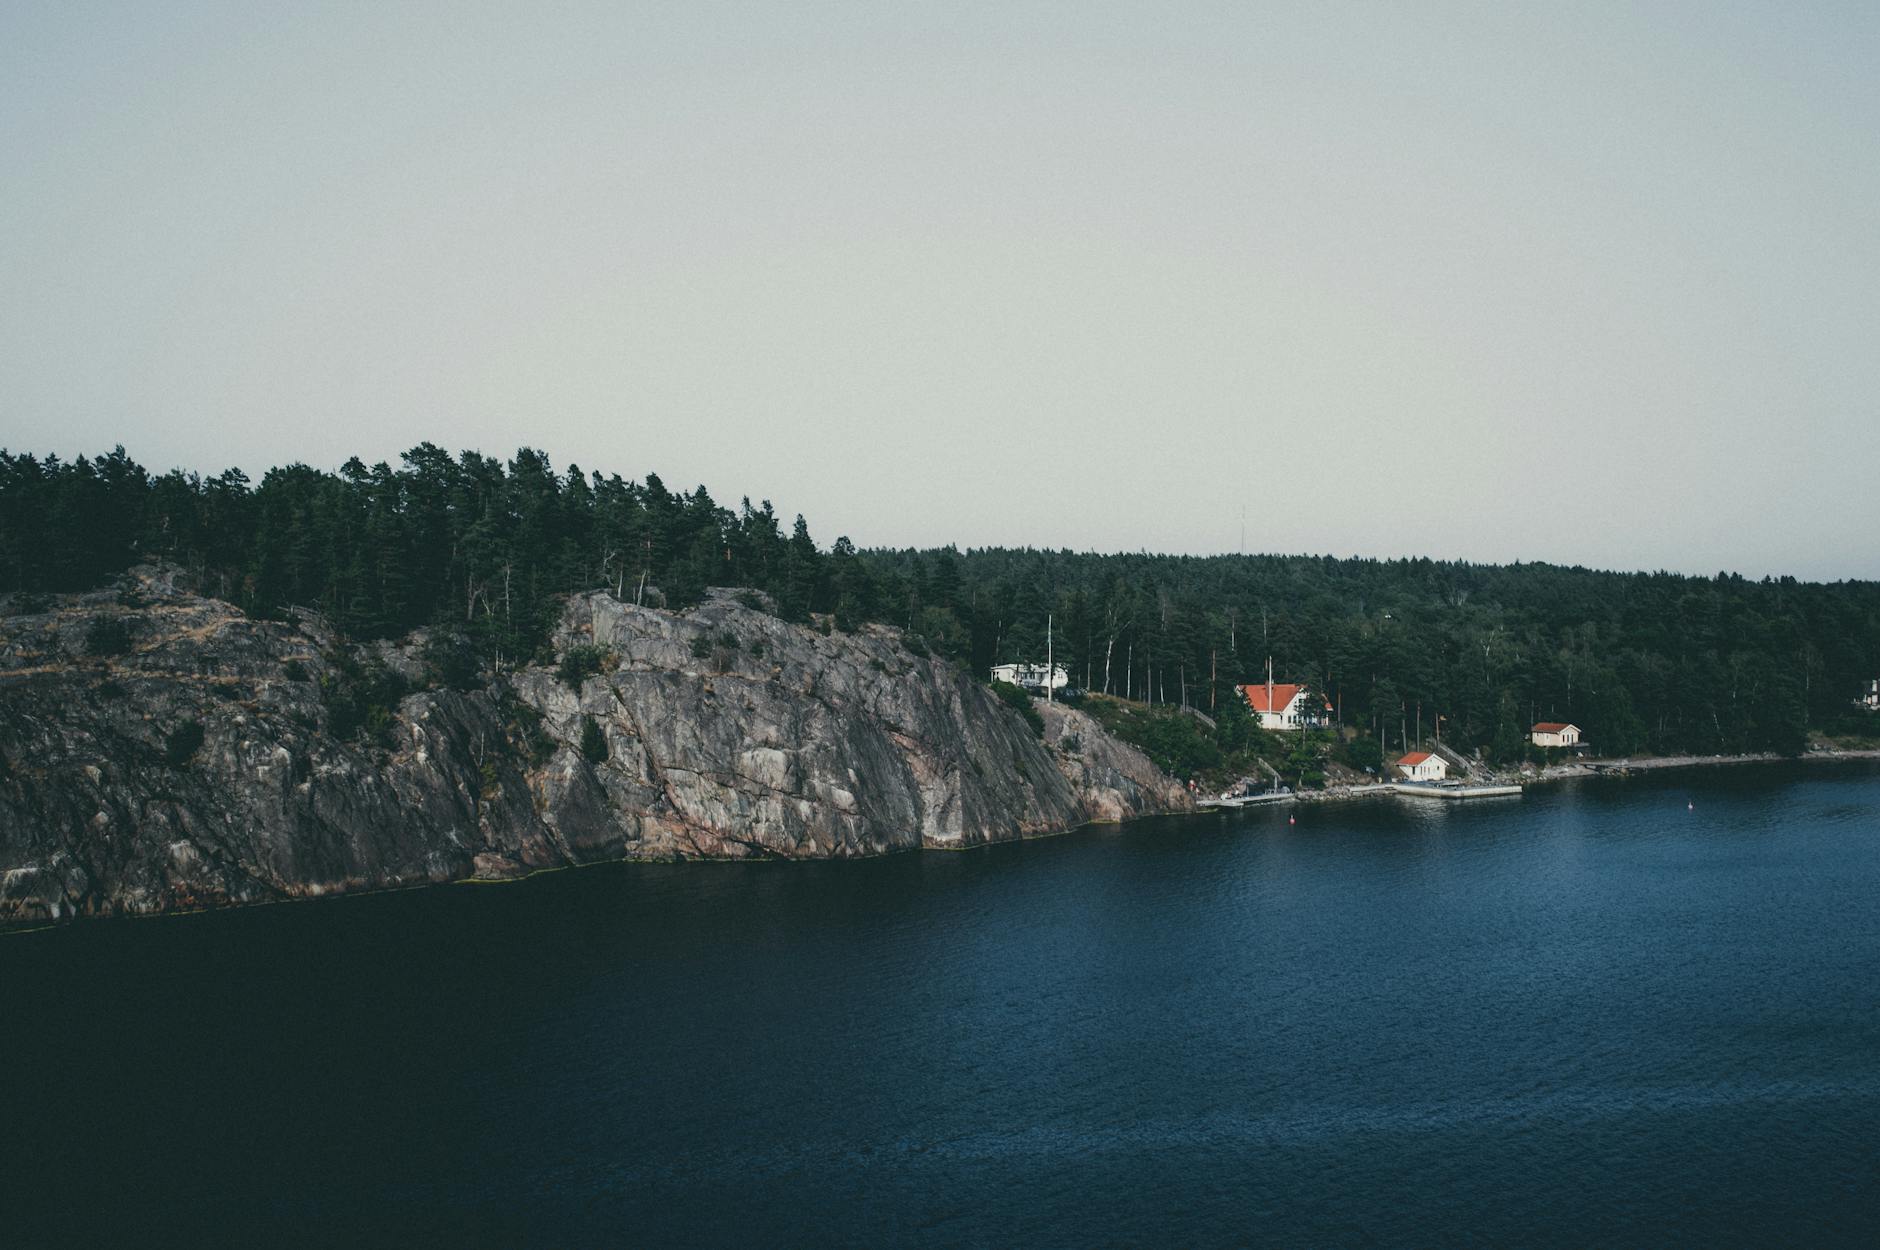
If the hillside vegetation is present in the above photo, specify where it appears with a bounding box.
[7,445,1879,762]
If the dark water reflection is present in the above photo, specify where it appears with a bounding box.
[8,764,1880,1246]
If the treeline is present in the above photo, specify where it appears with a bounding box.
[0,446,853,665]
[6,446,1880,758]
[856,547,1880,758]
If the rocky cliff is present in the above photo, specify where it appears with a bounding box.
[0,570,1190,927]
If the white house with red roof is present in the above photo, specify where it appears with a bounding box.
[1239,667,1330,732]
[1397,751,1448,782]
[1530,722,1581,748]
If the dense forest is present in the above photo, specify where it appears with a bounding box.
[6,445,1880,761]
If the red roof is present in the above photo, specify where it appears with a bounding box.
[1239,683,1329,714]
[1531,722,1576,733]
[1398,752,1434,765]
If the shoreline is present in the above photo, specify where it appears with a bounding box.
[3,802,1196,937]
[1282,747,1880,805]
[13,750,1878,935]
[1531,747,1880,784]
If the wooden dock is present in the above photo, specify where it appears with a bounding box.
[1198,792,1297,809]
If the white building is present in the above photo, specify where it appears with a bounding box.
[990,663,1068,694]
[1397,751,1448,782]
[1862,680,1880,711]
[1530,722,1582,748]
[1240,680,1329,731]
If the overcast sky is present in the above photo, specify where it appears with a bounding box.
[4,3,1877,579]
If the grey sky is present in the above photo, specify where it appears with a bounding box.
[4,2,1877,578]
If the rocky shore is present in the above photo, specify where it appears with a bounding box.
[0,571,1191,928]
[1531,749,1880,780]
[1283,747,1880,806]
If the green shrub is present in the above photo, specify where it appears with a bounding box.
[689,635,712,659]
[283,659,310,683]
[1339,736,1384,773]
[363,704,396,747]
[424,634,481,691]
[1284,732,1328,785]
[319,656,408,747]
[499,686,556,767]
[557,644,611,689]
[164,720,205,767]
[902,632,930,659]
[748,639,765,658]
[989,679,1044,738]
[84,618,132,657]
[580,715,609,764]
[1081,696,1222,779]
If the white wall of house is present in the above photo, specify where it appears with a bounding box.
[1398,754,1448,781]
[990,663,1068,691]
[1260,692,1313,731]
[1530,724,1581,748]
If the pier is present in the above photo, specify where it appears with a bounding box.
[1198,791,1299,809]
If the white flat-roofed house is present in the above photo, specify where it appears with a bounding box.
[989,663,1068,694]
[1530,722,1581,748]
[1397,751,1448,782]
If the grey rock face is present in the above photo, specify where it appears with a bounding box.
[0,575,1191,927]
[1038,701,1194,823]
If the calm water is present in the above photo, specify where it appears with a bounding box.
[8,765,1880,1246]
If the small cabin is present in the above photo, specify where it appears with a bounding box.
[1530,722,1581,748]
[1397,751,1448,782]
[990,663,1068,695]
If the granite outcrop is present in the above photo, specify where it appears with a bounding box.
[0,571,1190,927]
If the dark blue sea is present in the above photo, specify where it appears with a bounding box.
[8,764,1880,1246]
